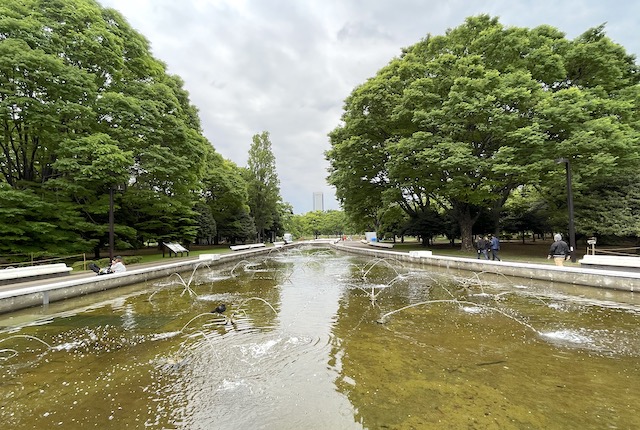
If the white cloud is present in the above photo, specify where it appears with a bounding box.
[98,0,640,213]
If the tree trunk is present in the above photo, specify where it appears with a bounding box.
[460,223,474,250]
[458,210,475,252]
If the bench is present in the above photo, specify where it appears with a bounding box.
[367,241,394,249]
[163,242,190,257]
[229,243,266,251]
[311,238,341,244]
[409,250,433,258]
[579,255,640,272]
[273,241,285,248]
[0,263,73,285]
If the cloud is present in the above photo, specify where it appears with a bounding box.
[98,0,639,213]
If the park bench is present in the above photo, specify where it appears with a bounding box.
[0,263,73,285]
[367,241,394,249]
[229,243,266,251]
[578,254,640,272]
[409,250,433,258]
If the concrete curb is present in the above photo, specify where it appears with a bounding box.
[0,246,284,315]
[333,242,640,291]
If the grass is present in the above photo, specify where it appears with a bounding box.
[129,245,231,265]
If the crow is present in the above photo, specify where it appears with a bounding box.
[211,304,226,314]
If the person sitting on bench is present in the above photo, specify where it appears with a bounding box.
[88,256,126,275]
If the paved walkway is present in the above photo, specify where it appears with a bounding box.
[0,256,198,295]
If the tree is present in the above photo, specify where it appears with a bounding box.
[286,210,350,239]
[264,201,293,242]
[501,186,552,243]
[327,15,640,251]
[245,131,282,242]
[326,69,400,233]
[0,0,216,255]
[0,183,89,255]
[200,149,251,244]
[377,205,409,242]
[194,201,217,245]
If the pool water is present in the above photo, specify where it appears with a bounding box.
[1,248,639,429]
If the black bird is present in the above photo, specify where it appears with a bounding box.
[211,304,226,314]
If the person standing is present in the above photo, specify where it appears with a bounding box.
[483,236,491,259]
[475,236,488,259]
[548,234,570,266]
[489,234,501,261]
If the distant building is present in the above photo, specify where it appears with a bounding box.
[313,192,324,211]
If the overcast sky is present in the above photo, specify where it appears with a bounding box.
[97,0,639,214]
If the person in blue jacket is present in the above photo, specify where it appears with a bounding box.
[489,234,501,261]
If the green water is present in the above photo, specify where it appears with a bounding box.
[1,248,639,429]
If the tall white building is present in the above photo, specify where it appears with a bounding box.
[313,192,324,211]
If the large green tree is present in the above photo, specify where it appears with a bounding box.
[245,131,282,242]
[0,0,214,256]
[327,16,640,251]
[200,149,255,244]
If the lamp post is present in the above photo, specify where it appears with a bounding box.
[556,158,576,262]
[109,185,115,261]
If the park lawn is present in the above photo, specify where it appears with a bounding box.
[130,245,231,265]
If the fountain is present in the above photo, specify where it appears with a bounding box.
[1,248,639,429]
[148,261,211,301]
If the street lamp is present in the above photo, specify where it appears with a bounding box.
[108,184,126,260]
[556,158,576,262]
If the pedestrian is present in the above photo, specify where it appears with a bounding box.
[483,235,491,259]
[489,234,501,261]
[547,234,570,266]
[475,235,488,259]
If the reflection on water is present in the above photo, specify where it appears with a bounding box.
[1,247,640,429]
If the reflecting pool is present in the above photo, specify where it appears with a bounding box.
[1,247,639,429]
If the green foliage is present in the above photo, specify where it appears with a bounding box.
[573,174,640,237]
[501,187,552,240]
[327,15,640,248]
[200,150,253,243]
[194,201,217,245]
[52,134,134,190]
[0,0,217,256]
[0,184,91,254]
[377,205,409,240]
[233,210,257,243]
[245,131,283,241]
[287,210,349,239]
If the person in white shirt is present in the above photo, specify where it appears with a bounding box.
[88,256,126,275]
[109,256,126,273]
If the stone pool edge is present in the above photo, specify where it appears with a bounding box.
[2,240,639,315]
[334,242,640,292]
[0,246,280,315]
